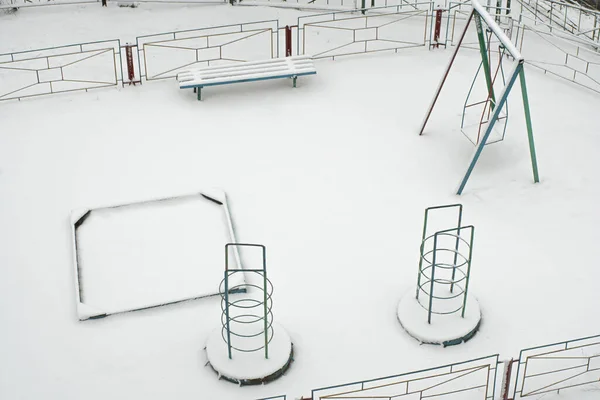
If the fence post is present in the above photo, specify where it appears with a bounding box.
[285,25,292,57]
[123,43,140,86]
[433,7,443,48]
[501,359,514,400]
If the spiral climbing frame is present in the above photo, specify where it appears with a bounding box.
[220,243,273,359]
[398,204,482,346]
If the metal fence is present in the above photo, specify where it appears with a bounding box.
[311,354,499,400]
[0,39,121,102]
[512,333,600,399]
[297,3,433,59]
[135,20,279,82]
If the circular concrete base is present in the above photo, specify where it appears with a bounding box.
[205,323,293,385]
[397,291,482,347]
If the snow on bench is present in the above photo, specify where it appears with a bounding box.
[177,56,317,101]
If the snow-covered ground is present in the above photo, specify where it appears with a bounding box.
[1,3,599,400]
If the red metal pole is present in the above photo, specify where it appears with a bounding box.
[125,44,136,85]
[285,25,292,57]
[419,9,474,135]
[434,8,443,48]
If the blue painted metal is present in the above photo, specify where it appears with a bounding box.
[456,63,522,195]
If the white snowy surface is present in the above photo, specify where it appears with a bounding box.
[397,291,481,345]
[177,56,317,88]
[1,3,600,400]
[205,322,292,381]
[75,192,243,316]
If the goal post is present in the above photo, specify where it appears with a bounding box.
[420,0,539,195]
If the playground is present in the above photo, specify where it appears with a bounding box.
[0,1,599,399]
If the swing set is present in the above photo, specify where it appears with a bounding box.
[420,0,540,195]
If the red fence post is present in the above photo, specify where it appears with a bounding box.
[285,25,292,57]
[434,7,443,48]
[124,43,140,86]
[501,358,514,400]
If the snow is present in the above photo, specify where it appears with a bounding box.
[178,56,317,89]
[73,191,244,318]
[1,2,600,400]
[205,322,292,382]
[397,291,482,345]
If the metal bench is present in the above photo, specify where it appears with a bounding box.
[177,56,317,101]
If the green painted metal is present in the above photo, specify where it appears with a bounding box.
[222,243,272,360]
[262,246,269,359]
[461,227,475,318]
[416,204,474,324]
[519,68,540,183]
[417,204,463,300]
[456,63,522,195]
[450,207,463,294]
[293,76,297,88]
[428,235,438,324]
[474,14,496,109]
[224,270,233,359]
[197,87,202,101]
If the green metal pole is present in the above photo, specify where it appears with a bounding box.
[461,227,475,318]
[224,271,232,359]
[428,234,438,324]
[457,64,521,195]
[416,209,430,299]
[450,206,463,294]
[519,68,540,183]
[474,14,496,109]
[262,247,269,359]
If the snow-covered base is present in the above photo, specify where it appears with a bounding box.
[205,323,293,385]
[397,291,482,347]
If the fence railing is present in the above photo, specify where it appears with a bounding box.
[270,333,599,400]
[515,20,600,94]
[297,3,433,59]
[311,354,499,400]
[135,20,279,82]
[512,333,600,399]
[0,39,122,102]
[515,0,600,43]
[2,0,599,100]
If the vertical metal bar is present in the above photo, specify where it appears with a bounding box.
[428,234,437,324]
[474,13,496,109]
[262,246,269,359]
[461,227,474,317]
[519,67,540,183]
[450,205,463,293]
[457,64,521,195]
[416,208,430,299]
[224,270,233,359]
[419,9,474,135]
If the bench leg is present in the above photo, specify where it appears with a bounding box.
[193,88,196,93]
[197,87,202,101]
[292,76,297,88]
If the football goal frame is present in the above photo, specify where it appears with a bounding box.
[419,0,540,195]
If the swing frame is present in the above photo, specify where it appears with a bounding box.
[419,0,540,195]
[461,35,509,146]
